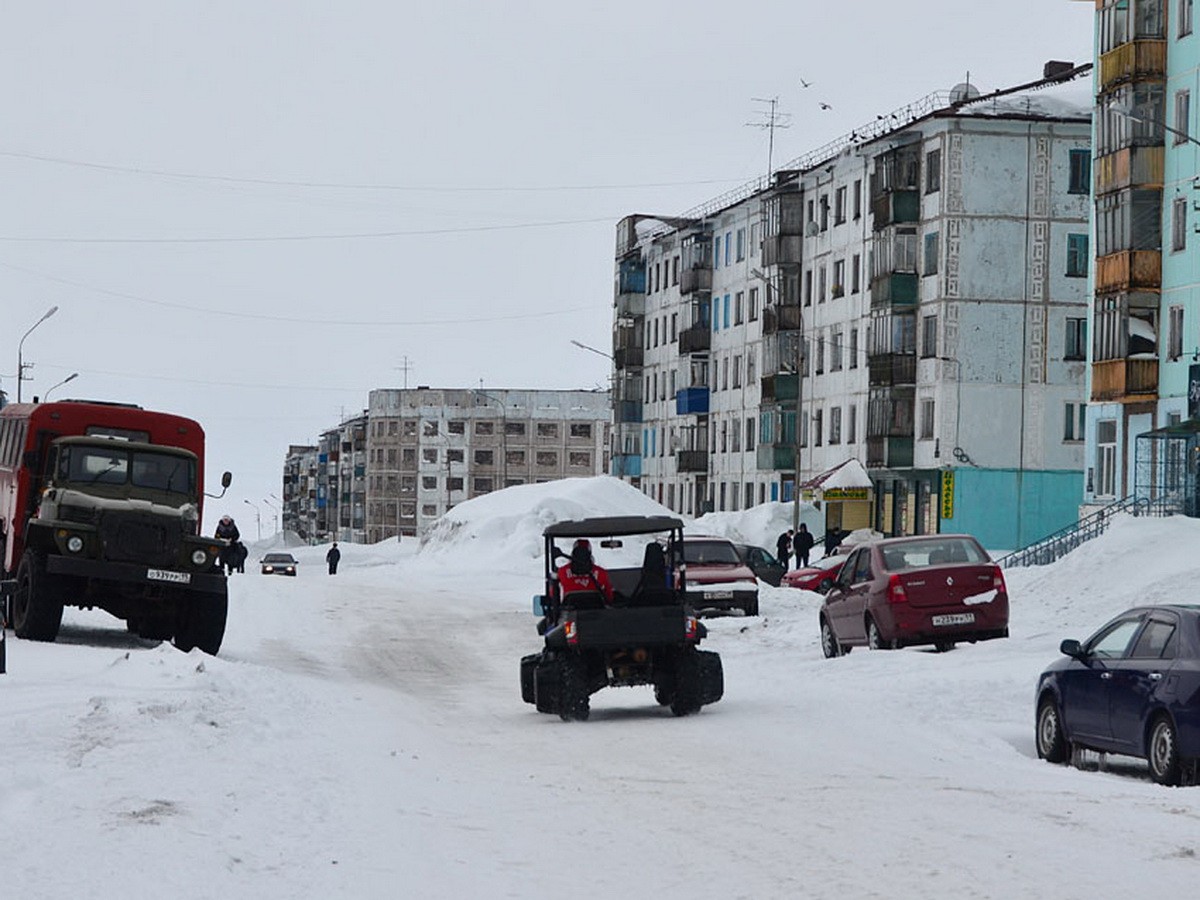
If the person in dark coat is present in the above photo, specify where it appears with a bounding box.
[326,542,341,575]
[775,529,794,571]
[823,527,846,557]
[215,515,240,543]
[793,523,815,568]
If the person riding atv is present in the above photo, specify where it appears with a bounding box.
[520,515,723,721]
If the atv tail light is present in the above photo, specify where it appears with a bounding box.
[887,574,908,604]
[565,621,579,645]
[992,566,1006,593]
[684,616,699,642]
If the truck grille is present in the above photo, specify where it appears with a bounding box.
[100,514,180,567]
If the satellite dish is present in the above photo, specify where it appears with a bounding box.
[950,82,981,104]
[804,221,820,236]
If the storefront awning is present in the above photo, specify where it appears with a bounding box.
[800,458,873,492]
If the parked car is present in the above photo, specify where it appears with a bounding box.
[781,554,847,594]
[260,552,298,576]
[818,534,1008,657]
[680,536,759,617]
[732,543,786,587]
[1034,605,1200,786]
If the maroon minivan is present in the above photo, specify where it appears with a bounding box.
[818,534,1009,656]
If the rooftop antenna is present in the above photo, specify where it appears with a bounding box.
[746,96,792,183]
[394,354,413,389]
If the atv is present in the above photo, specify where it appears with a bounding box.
[520,515,723,721]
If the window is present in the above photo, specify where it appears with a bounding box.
[1089,617,1144,659]
[1183,0,1195,37]
[402,448,416,466]
[834,186,846,223]
[804,269,813,306]
[714,234,722,269]
[853,179,862,219]
[736,227,746,261]
[536,450,558,467]
[922,314,938,358]
[422,448,437,463]
[925,148,941,193]
[1169,305,1184,360]
[732,355,742,388]
[421,503,438,517]
[473,477,493,494]
[1176,89,1191,145]
[849,328,859,369]
[506,448,525,466]
[1069,149,1091,194]
[671,312,677,340]
[818,266,827,303]
[1066,233,1089,277]
[474,449,494,466]
[1173,196,1188,252]
[724,294,730,328]
[920,399,935,440]
[815,333,825,374]
[832,259,845,297]
[814,409,823,446]
[1096,419,1117,498]
[851,253,861,293]
[749,287,759,321]
[923,231,939,275]
[568,451,591,467]
[569,423,592,438]
[422,475,437,490]
[831,327,843,371]
[820,195,830,231]
[848,405,857,443]
[537,422,559,438]
[447,448,463,463]
[735,291,744,324]
[829,407,842,444]
[475,421,494,436]
[1065,317,1087,360]
[725,231,732,266]
[422,420,439,437]
[1064,402,1086,441]
[746,417,755,452]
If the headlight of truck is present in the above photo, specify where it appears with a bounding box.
[67,535,85,553]
[191,549,209,566]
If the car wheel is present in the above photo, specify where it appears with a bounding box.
[1035,695,1069,764]
[1147,715,1182,786]
[867,617,890,651]
[933,640,956,653]
[820,617,841,659]
[818,577,832,593]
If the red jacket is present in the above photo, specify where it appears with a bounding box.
[556,563,614,603]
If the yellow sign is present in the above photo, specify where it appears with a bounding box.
[940,470,955,519]
[823,487,870,500]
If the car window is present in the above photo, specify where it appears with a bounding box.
[851,549,872,582]
[1130,617,1178,659]
[683,541,740,565]
[1087,617,1144,659]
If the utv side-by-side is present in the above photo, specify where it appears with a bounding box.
[520,516,723,721]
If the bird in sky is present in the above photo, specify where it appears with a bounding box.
[799,77,813,88]
[819,102,833,110]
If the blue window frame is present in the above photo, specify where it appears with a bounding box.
[1067,233,1089,277]
[724,294,731,328]
[714,235,722,269]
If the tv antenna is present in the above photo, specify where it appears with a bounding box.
[746,97,791,182]
[395,354,413,389]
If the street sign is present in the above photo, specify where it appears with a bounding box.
[940,470,955,520]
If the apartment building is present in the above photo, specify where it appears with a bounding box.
[1084,0,1200,516]
[614,66,1093,549]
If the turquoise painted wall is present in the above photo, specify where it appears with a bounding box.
[939,468,1082,553]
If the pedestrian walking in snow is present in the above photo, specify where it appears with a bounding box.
[326,542,341,575]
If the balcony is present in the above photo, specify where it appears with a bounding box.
[680,267,712,295]
[868,353,917,387]
[762,234,802,267]
[616,291,646,318]
[1094,145,1164,195]
[1091,357,1159,402]
[679,324,711,354]
[614,346,644,369]
[866,436,914,469]
[870,272,918,308]
[871,190,919,229]
[1098,39,1167,91]
[761,304,803,335]
[676,449,709,473]
[611,454,642,478]
[756,443,795,472]
[1095,250,1161,294]
[614,400,643,423]
[760,373,799,402]
[676,387,710,415]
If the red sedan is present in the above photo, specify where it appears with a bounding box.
[781,554,846,593]
[819,534,1009,656]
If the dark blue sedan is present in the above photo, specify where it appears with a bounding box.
[1035,605,1200,786]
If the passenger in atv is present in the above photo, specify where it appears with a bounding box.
[556,539,614,605]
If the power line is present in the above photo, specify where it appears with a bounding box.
[0,148,749,193]
[0,260,596,326]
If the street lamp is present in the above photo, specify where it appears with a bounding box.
[1110,102,1200,148]
[243,499,262,541]
[262,498,279,538]
[570,338,613,360]
[42,372,78,401]
[17,305,58,403]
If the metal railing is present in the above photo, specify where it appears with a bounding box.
[997,495,1178,569]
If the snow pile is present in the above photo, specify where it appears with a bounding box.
[691,500,823,549]
[416,475,677,572]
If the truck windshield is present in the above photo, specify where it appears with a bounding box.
[59,445,196,495]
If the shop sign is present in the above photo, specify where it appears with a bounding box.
[940,470,955,519]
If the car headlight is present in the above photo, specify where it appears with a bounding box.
[191,549,209,566]
[66,535,85,553]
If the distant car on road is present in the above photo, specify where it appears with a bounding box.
[781,554,846,594]
[260,552,298,576]
[818,534,1008,657]
[1035,604,1200,786]
[732,543,786,587]
[680,536,759,617]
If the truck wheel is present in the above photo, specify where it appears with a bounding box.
[559,655,590,722]
[12,550,64,642]
[174,586,228,655]
[670,649,702,716]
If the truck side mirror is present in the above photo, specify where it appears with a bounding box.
[221,471,232,488]
[532,595,548,616]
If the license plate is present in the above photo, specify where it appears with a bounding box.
[147,569,191,584]
[705,590,734,600]
[932,612,974,627]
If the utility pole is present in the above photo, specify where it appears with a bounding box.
[747,97,791,183]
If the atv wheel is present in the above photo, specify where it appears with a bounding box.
[670,649,703,716]
[520,653,541,705]
[697,649,723,706]
[558,654,590,722]
[12,550,64,642]
[174,585,228,655]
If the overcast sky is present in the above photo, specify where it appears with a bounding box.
[0,1,1095,533]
